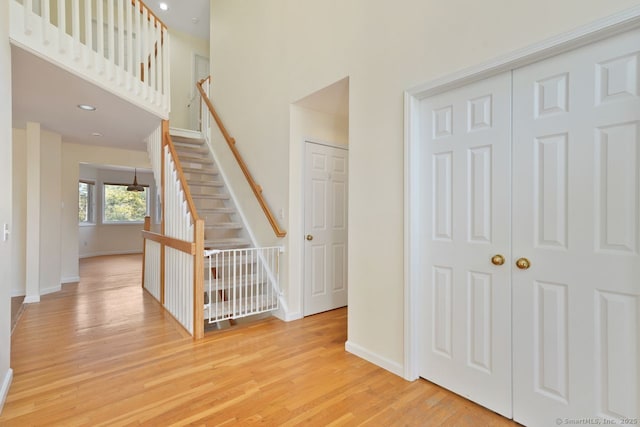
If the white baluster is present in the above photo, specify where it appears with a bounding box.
[106,0,114,80]
[117,0,124,84]
[23,0,33,35]
[42,0,50,44]
[57,0,66,53]
[84,0,92,69]
[142,5,149,99]
[134,0,140,93]
[162,29,169,110]
[96,0,104,74]
[126,0,133,88]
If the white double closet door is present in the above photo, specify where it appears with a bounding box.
[418,28,640,426]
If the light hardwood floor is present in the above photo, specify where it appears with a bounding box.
[1,254,521,426]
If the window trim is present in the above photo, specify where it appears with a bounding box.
[78,180,96,225]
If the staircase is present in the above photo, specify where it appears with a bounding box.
[168,129,280,327]
[170,129,251,250]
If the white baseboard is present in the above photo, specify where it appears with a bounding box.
[0,368,13,414]
[345,341,404,378]
[274,309,302,322]
[61,276,80,284]
[41,285,61,296]
[10,289,25,298]
[23,295,40,304]
[79,250,142,259]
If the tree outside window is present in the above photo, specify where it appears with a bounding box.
[78,181,95,223]
[103,184,148,223]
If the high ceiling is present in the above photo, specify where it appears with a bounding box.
[146,0,210,41]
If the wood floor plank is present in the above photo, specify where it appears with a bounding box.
[0,254,521,426]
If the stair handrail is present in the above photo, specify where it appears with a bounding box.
[196,77,287,238]
[162,121,200,222]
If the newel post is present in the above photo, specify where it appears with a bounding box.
[193,219,205,339]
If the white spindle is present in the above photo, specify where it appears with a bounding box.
[149,18,156,105]
[107,0,114,79]
[142,5,150,100]
[117,0,124,83]
[42,0,50,44]
[96,0,104,74]
[24,0,33,35]
[72,0,80,59]
[58,0,66,53]
[162,29,169,109]
[144,239,161,301]
[134,0,141,92]
[84,0,92,68]
[126,0,133,87]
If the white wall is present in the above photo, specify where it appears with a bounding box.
[13,127,65,298]
[169,29,209,130]
[0,0,13,412]
[39,130,62,295]
[78,165,156,258]
[11,130,26,297]
[61,142,153,282]
[210,0,640,373]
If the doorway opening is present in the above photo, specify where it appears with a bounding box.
[288,77,350,319]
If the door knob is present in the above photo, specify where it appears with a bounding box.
[491,254,505,266]
[515,257,531,270]
[306,234,313,241]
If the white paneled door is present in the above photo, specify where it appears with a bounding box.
[512,29,640,426]
[419,72,513,417]
[304,142,348,316]
[418,27,640,425]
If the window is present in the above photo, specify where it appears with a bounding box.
[103,183,148,223]
[78,181,95,224]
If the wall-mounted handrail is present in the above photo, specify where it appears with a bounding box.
[196,77,287,238]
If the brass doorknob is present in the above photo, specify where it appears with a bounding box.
[515,257,531,270]
[306,234,313,241]
[491,254,505,266]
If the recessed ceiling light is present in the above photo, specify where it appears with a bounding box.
[192,17,199,24]
[159,2,168,11]
[91,132,102,137]
[77,104,96,111]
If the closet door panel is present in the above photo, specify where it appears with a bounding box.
[512,28,640,426]
[418,72,512,417]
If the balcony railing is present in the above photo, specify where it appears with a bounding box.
[10,0,170,118]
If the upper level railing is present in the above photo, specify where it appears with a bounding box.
[197,77,287,238]
[10,0,170,118]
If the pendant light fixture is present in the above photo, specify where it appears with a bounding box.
[126,168,145,192]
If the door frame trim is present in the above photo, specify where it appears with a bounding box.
[403,5,640,381]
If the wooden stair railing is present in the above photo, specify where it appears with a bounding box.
[142,120,204,339]
[196,77,287,238]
